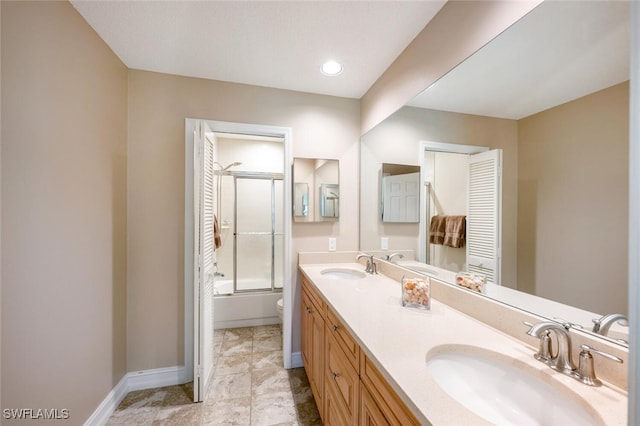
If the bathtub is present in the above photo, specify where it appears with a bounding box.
[213,278,282,329]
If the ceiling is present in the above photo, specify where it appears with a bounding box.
[408,1,630,120]
[70,0,447,99]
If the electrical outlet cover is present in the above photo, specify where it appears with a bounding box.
[381,237,389,250]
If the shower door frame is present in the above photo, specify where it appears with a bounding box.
[230,171,284,294]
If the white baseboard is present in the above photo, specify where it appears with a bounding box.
[85,366,187,426]
[127,365,187,392]
[84,375,129,426]
[290,351,303,368]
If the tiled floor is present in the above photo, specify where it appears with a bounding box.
[107,325,321,425]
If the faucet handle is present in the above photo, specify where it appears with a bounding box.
[522,321,554,364]
[575,344,623,386]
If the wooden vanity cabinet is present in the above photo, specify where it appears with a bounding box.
[301,275,420,425]
[324,311,360,425]
[301,277,325,420]
[359,355,421,426]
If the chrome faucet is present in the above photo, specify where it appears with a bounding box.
[591,313,629,336]
[526,321,576,374]
[356,253,377,274]
[526,321,624,386]
[386,253,404,263]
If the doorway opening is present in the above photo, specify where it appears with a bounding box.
[185,119,292,402]
[419,141,502,285]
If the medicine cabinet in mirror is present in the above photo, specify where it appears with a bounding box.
[293,158,339,222]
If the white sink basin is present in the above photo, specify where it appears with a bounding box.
[320,268,367,280]
[426,345,602,426]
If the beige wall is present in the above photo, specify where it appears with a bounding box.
[1,1,128,423]
[361,106,519,288]
[517,82,629,315]
[360,0,541,134]
[127,70,360,370]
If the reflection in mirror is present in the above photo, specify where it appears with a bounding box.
[293,182,309,217]
[293,158,339,222]
[320,184,340,218]
[360,1,630,345]
[381,163,420,223]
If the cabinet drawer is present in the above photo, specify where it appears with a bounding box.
[360,355,420,426]
[325,332,359,425]
[302,275,325,314]
[326,307,359,370]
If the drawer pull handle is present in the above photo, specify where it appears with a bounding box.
[332,372,339,380]
[332,324,339,331]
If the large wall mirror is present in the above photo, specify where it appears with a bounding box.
[293,158,339,222]
[360,1,630,346]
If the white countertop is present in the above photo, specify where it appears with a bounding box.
[299,262,628,426]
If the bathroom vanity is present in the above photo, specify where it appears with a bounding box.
[299,255,628,425]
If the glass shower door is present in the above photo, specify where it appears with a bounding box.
[234,176,282,292]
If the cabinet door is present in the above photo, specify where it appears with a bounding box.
[325,380,350,426]
[310,303,325,413]
[301,290,311,370]
[325,332,359,425]
[360,382,390,426]
[302,289,324,417]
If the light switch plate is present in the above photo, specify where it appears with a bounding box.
[381,237,389,250]
[328,237,336,252]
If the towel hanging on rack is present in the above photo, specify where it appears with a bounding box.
[443,215,466,248]
[214,215,222,249]
[429,215,446,245]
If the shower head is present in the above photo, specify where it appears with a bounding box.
[215,161,243,171]
[222,161,242,171]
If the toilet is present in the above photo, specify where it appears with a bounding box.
[277,298,284,324]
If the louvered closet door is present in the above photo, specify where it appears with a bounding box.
[466,149,502,285]
[193,122,216,402]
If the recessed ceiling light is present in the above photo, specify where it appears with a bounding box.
[321,60,343,76]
